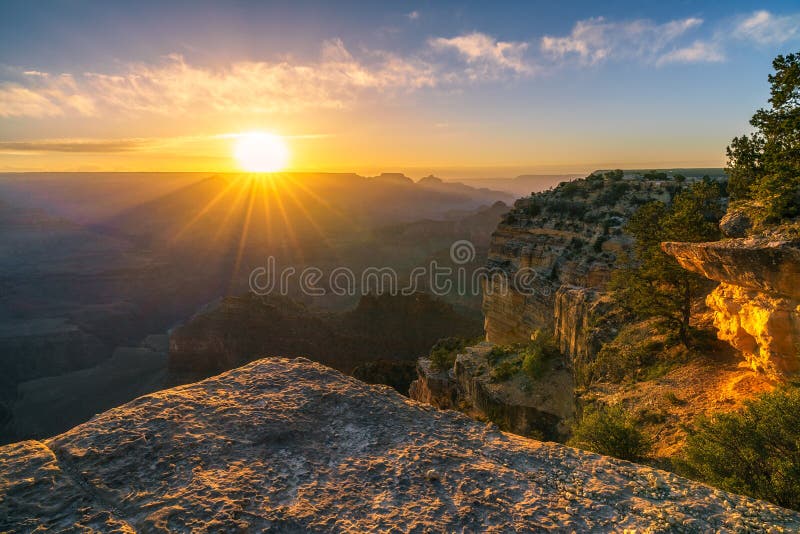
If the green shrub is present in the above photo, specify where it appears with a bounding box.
[568,404,650,461]
[486,345,515,365]
[520,330,559,380]
[487,332,560,382]
[521,346,546,380]
[683,385,800,511]
[491,358,521,381]
[429,337,466,371]
[589,337,663,383]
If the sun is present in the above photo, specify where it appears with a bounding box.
[233,132,289,173]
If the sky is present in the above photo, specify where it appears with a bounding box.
[1,0,799,177]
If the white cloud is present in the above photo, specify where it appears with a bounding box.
[0,41,439,118]
[430,32,533,77]
[0,73,96,117]
[541,16,704,65]
[733,10,800,45]
[407,10,420,21]
[657,40,725,66]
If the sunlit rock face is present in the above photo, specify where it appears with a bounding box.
[663,238,800,376]
[707,284,800,375]
[2,357,798,532]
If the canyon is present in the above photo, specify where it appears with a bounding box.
[412,171,678,436]
[410,170,795,465]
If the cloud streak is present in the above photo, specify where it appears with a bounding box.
[657,41,724,66]
[0,138,165,153]
[733,10,800,45]
[541,16,705,65]
[0,41,440,119]
[430,32,533,77]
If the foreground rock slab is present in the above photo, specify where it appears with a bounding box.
[2,358,799,532]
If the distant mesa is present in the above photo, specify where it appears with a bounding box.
[372,172,413,184]
[418,174,444,185]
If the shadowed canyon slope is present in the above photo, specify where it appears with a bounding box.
[0,172,508,443]
[2,358,799,532]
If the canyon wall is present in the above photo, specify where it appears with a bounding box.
[663,238,800,376]
[410,343,574,440]
[482,173,673,361]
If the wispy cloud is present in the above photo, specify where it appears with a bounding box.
[541,16,704,65]
[0,41,439,119]
[733,10,800,45]
[0,132,330,154]
[430,32,533,77]
[0,138,152,153]
[0,74,96,117]
[657,40,724,66]
[406,10,420,21]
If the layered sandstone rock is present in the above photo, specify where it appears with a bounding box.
[3,357,798,532]
[553,286,620,370]
[483,173,676,360]
[663,238,800,376]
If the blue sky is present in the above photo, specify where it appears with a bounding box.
[1,1,799,175]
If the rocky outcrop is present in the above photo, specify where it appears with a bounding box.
[483,172,677,360]
[408,358,461,408]
[663,238,800,376]
[662,238,800,298]
[3,357,798,532]
[553,286,620,370]
[719,207,753,238]
[410,343,574,440]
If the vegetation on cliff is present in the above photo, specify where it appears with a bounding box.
[726,52,800,227]
[683,383,800,510]
[610,180,725,347]
[568,404,650,462]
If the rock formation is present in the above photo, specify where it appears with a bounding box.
[663,237,800,376]
[482,172,675,361]
[410,343,574,440]
[2,357,798,532]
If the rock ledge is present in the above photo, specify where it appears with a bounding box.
[2,357,799,532]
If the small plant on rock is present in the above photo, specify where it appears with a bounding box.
[429,337,466,371]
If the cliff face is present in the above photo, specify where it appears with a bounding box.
[663,238,800,376]
[483,173,674,360]
[410,343,574,440]
[3,357,798,532]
